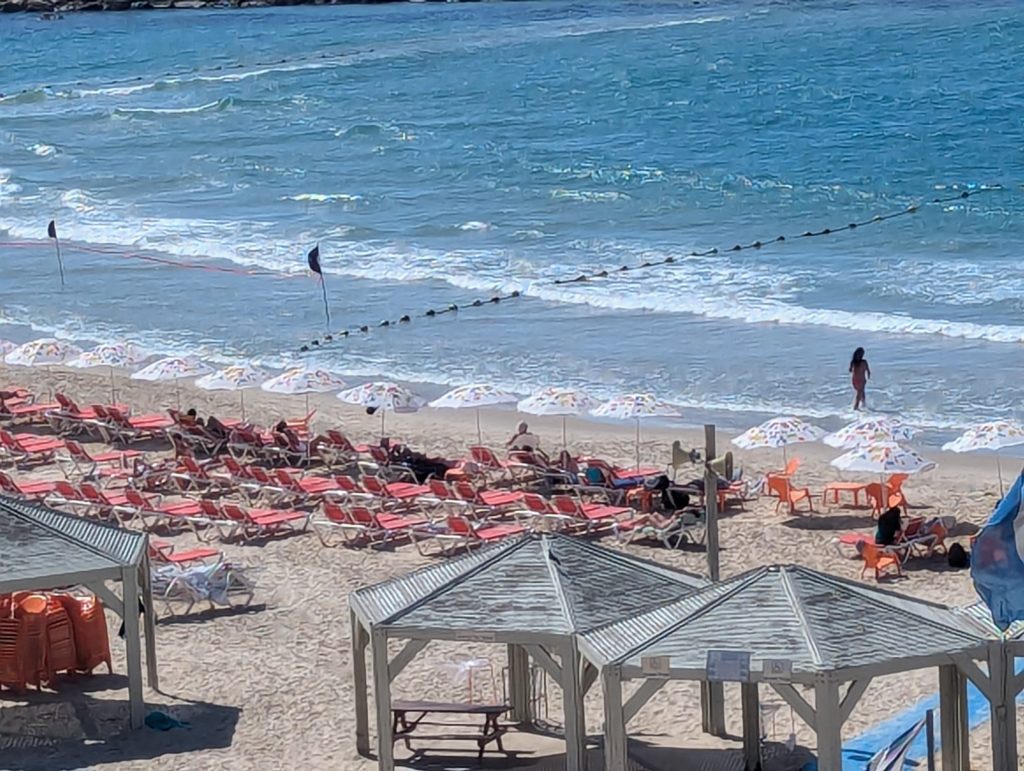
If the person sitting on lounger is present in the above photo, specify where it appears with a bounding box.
[506,421,541,451]
[876,506,902,546]
[204,415,231,440]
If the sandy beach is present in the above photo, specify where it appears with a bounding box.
[0,362,1014,771]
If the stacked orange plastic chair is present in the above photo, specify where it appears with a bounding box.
[54,594,112,675]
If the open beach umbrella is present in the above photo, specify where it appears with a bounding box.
[131,355,213,408]
[824,417,917,450]
[942,420,1024,495]
[261,366,346,415]
[68,341,148,402]
[5,338,81,367]
[195,363,266,420]
[831,441,934,504]
[429,384,518,445]
[732,416,825,463]
[517,387,598,448]
[591,393,680,473]
[337,381,425,438]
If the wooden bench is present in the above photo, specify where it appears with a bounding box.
[391,700,510,760]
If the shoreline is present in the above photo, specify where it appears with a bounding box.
[2,0,431,11]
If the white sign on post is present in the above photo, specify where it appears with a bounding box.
[706,650,751,682]
[761,658,793,683]
[640,656,671,677]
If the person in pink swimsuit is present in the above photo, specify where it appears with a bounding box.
[850,347,871,411]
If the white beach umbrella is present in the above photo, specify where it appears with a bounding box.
[131,355,213,408]
[429,383,518,445]
[831,441,934,506]
[517,386,598,447]
[5,338,81,367]
[942,420,1024,495]
[68,341,148,402]
[195,362,266,420]
[732,416,825,463]
[824,417,917,450]
[591,393,680,473]
[261,366,346,414]
[0,339,15,363]
[337,381,425,438]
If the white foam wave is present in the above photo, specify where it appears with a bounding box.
[29,143,57,157]
[283,193,363,204]
[458,221,492,231]
[112,100,225,117]
[551,189,631,202]
[4,200,1023,347]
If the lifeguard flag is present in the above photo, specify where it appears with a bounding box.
[307,245,322,276]
[47,220,57,239]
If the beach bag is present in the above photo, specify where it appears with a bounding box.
[948,543,969,569]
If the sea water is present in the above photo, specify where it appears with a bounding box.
[1,0,1022,441]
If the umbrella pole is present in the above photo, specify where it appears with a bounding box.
[476,409,482,446]
[636,418,641,473]
[562,416,568,450]
[240,391,246,422]
[305,393,310,416]
[109,366,116,403]
[381,409,386,441]
[175,381,181,410]
[997,450,1005,497]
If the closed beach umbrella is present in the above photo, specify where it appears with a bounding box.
[824,417,917,450]
[0,339,14,363]
[732,416,825,463]
[337,381,425,438]
[517,387,598,447]
[942,420,1024,495]
[591,393,680,473]
[195,363,266,420]
[261,366,346,414]
[132,355,213,408]
[5,338,81,367]
[69,341,148,402]
[429,384,518,445]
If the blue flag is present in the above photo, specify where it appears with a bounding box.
[971,470,1024,631]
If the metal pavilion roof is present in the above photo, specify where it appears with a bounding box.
[350,532,707,636]
[580,564,992,679]
[0,494,146,593]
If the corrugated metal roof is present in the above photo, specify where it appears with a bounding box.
[350,533,706,635]
[0,495,144,592]
[581,564,991,674]
[956,600,1024,640]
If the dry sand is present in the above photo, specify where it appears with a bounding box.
[0,363,1017,770]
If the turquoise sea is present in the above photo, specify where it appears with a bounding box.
[1,0,1022,439]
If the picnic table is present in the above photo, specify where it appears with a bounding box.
[391,700,510,760]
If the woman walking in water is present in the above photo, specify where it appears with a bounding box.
[850,347,871,411]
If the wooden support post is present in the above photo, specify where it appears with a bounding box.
[121,566,145,729]
[989,645,1018,771]
[814,680,842,771]
[508,644,532,724]
[371,628,394,770]
[351,611,370,756]
[741,682,762,771]
[704,423,720,582]
[561,640,587,771]
[140,557,159,691]
[602,667,628,771]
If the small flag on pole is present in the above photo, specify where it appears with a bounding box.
[307,244,330,331]
[47,219,65,289]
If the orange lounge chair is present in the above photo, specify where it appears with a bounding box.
[858,541,903,581]
[0,430,64,465]
[431,514,525,554]
[149,540,221,566]
[0,471,57,502]
[765,476,813,514]
[551,494,632,533]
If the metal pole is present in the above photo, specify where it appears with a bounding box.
[926,708,936,771]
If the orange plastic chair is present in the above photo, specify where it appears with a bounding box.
[767,458,801,483]
[858,542,903,580]
[765,476,813,514]
[867,474,909,515]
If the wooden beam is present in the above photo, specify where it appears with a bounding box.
[121,566,144,729]
[388,638,427,682]
[814,681,842,771]
[582,662,599,695]
[951,654,996,701]
[741,682,761,771]
[89,581,124,617]
[508,644,532,724]
[371,628,394,770]
[623,678,666,724]
[839,678,871,724]
[939,665,961,771]
[771,683,816,732]
[524,644,563,680]
[561,640,587,770]
[351,611,370,756]
[139,558,159,691]
[602,667,628,771]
